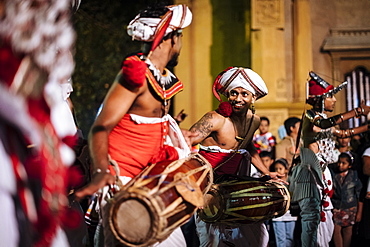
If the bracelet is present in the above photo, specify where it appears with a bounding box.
[93,168,110,175]
[350,128,355,137]
[340,114,344,123]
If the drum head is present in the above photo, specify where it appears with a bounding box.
[110,197,156,245]
[198,188,224,223]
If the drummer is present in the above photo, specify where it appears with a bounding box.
[189,67,282,246]
[75,4,195,246]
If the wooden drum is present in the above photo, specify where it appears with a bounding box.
[198,179,290,225]
[107,153,213,247]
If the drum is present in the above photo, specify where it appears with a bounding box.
[198,179,290,224]
[107,153,213,247]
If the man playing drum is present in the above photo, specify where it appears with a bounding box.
[75,4,195,246]
[189,67,282,246]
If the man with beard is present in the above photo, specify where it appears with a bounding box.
[288,71,370,247]
[189,67,281,246]
[75,4,194,246]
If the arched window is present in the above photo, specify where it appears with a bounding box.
[345,66,370,128]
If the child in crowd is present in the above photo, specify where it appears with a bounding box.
[260,151,275,171]
[253,116,276,153]
[331,152,362,247]
[333,136,352,163]
[251,151,275,178]
[271,158,297,247]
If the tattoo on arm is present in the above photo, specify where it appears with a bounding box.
[190,113,214,139]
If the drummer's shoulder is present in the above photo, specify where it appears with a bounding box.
[191,111,225,131]
[203,111,227,128]
[202,110,225,120]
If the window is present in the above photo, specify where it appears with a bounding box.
[345,66,370,128]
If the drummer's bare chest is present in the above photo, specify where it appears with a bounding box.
[215,118,255,149]
[129,87,168,117]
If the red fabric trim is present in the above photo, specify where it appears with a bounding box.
[0,42,22,86]
[199,150,243,176]
[126,55,183,100]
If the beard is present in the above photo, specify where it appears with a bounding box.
[166,52,179,69]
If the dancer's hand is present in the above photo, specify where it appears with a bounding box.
[360,100,370,116]
[74,170,116,200]
[181,129,199,148]
[268,172,289,185]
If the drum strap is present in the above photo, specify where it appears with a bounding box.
[108,156,124,189]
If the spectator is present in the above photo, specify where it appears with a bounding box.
[260,150,275,172]
[331,152,362,247]
[275,117,301,168]
[253,116,276,153]
[271,158,297,247]
[333,136,352,161]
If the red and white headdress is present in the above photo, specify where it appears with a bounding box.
[127,4,192,45]
[212,67,268,102]
[307,71,347,99]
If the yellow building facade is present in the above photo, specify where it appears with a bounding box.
[174,0,370,139]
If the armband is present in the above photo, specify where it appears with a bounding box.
[350,128,355,137]
[334,129,354,138]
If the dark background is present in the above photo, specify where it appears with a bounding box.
[71,0,173,137]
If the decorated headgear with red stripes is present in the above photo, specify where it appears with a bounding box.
[212,67,268,102]
[307,71,347,99]
[127,4,192,53]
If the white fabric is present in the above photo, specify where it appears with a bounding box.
[217,67,268,100]
[0,192,19,247]
[317,210,334,247]
[195,214,269,247]
[130,113,166,124]
[51,227,70,247]
[199,144,248,154]
[46,81,77,166]
[61,81,73,100]
[167,114,191,159]
[364,148,370,192]
[127,4,192,42]
[250,164,262,178]
[0,84,41,147]
[272,210,297,222]
[363,147,370,157]
[0,141,19,247]
[154,227,186,247]
[0,140,17,195]
[130,114,191,159]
